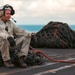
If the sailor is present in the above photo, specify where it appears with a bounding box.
[0,4,31,68]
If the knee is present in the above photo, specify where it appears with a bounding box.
[0,38,10,46]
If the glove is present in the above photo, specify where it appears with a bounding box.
[7,37,16,47]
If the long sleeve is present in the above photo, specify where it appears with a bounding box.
[0,20,14,39]
[10,21,32,37]
[0,25,9,39]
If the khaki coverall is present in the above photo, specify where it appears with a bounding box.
[0,20,31,61]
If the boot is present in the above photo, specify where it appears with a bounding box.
[17,56,27,68]
[4,60,14,68]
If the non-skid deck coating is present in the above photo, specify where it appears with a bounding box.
[0,48,75,75]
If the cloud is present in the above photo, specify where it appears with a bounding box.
[26,0,75,16]
[0,0,75,25]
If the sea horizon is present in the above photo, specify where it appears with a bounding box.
[17,24,75,32]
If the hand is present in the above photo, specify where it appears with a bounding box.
[31,33,36,36]
[7,37,16,47]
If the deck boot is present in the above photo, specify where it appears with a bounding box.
[17,56,27,68]
[4,60,14,68]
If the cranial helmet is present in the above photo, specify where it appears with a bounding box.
[0,4,15,17]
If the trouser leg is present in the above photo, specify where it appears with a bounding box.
[0,39,10,61]
[14,35,31,57]
[9,35,31,68]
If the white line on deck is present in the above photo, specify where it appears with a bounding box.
[34,64,75,75]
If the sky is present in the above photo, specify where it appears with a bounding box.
[0,0,75,25]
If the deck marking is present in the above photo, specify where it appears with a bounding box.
[0,56,75,75]
[34,64,75,75]
[0,62,57,75]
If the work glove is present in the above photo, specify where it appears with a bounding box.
[7,37,16,47]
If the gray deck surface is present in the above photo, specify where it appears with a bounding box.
[0,48,75,75]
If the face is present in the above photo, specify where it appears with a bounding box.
[2,10,11,21]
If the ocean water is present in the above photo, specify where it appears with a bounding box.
[18,25,44,32]
[18,25,75,32]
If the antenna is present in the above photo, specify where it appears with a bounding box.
[11,17,16,23]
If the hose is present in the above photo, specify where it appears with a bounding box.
[30,46,75,63]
